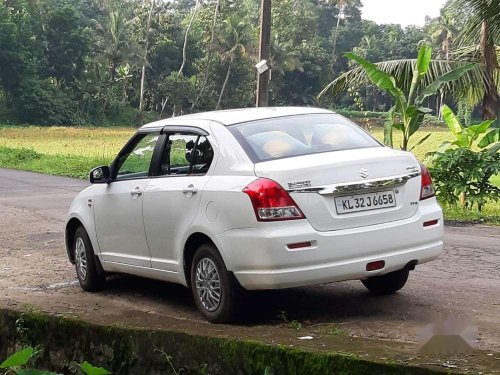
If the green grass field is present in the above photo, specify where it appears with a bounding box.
[0,125,498,223]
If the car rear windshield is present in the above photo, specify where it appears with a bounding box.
[228,114,381,162]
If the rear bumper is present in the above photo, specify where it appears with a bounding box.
[218,199,443,290]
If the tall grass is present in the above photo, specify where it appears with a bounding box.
[0,126,133,159]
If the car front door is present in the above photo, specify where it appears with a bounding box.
[142,132,215,274]
[94,131,162,268]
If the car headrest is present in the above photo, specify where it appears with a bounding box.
[196,139,213,164]
[185,140,195,162]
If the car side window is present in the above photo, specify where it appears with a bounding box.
[115,133,159,180]
[159,134,214,176]
[192,136,214,174]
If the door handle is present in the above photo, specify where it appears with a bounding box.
[182,185,198,195]
[130,186,143,197]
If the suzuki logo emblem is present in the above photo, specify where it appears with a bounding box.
[358,168,369,179]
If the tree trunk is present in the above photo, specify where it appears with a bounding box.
[179,0,201,75]
[435,93,440,117]
[480,20,499,120]
[216,64,232,110]
[332,9,342,62]
[159,97,168,118]
[192,0,220,110]
[110,61,117,81]
[439,91,445,120]
[372,85,376,111]
[330,8,342,74]
[139,0,155,118]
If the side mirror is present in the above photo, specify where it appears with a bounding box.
[89,166,111,184]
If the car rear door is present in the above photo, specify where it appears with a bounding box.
[142,130,215,273]
[94,131,163,267]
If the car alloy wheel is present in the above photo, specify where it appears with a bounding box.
[75,237,88,281]
[195,258,222,312]
[190,243,238,323]
[73,226,105,291]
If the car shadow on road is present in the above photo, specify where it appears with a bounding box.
[100,274,418,327]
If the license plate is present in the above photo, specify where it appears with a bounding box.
[335,190,396,214]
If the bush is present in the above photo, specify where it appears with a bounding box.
[334,109,385,119]
[0,147,41,163]
[12,79,87,125]
[334,110,444,128]
[429,147,500,211]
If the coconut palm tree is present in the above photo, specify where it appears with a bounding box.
[92,9,140,81]
[215,15,252,110]
[179,0,201,74]
[431,11,459,60]
[139,0,155,116]
[324,0,358,60]
[269,33,303,75]
[320,0,499,120]
[428,10,460,118]
[193,0,221,110]
[178,0,202,75]
[453,0,499,119]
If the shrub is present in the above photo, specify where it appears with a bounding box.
[0,147,41,164]
[334,109,385,119]
[429,147,500,211]
[12,79,87,125]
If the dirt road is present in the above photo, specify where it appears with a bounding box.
[1,168,499,360]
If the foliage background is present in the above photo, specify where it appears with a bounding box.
[2,0,495,126]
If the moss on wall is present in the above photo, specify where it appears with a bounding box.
[0,308,445,374]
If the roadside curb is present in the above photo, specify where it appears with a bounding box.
[0,308,447,375]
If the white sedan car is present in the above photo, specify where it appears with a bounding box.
[65,107,443,322]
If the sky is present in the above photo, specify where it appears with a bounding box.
[360,0,448,27]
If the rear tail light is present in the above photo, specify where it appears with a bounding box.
[419,163,435,200]
[243,178,305,221]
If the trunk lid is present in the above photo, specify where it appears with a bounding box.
[254,147,421,231]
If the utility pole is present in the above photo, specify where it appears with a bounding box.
[256,0,271,107]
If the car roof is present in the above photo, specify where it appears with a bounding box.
[140,106,334,129]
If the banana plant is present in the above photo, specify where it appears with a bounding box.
[439,104,499,150]
[0,347,110,375]
[344,45,476,151]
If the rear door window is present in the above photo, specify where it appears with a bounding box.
[228,114,380,162]
[159,134,214,176]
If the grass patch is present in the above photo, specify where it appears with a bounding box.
[0,146,110,179]
[441,202,500,225]
[0,126,130,178]
[0,125,498,224]
[314,324,349,337]
[0,126,133,158]
[368,127,452,162]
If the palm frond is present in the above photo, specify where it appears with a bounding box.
[319,58,498,107]
[451,0,500,47]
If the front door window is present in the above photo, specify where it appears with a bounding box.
[116,133,159,180]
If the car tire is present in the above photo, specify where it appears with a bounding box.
[190,243,238,323]
[73,226,105,292]
[361,267,409,295]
